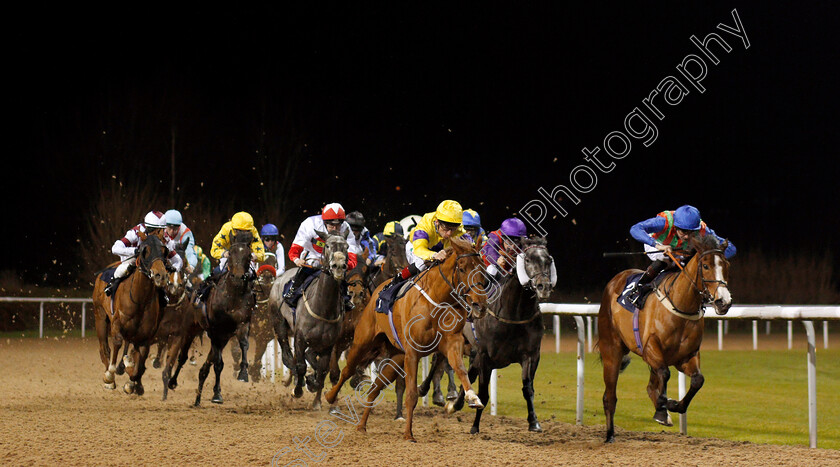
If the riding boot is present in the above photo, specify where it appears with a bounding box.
[104,276,123,297]
[193,271,219,306]
[629,260,667,307]
[283,267,307,301]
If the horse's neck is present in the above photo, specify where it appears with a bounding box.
[501,275,536,317]
[667,258,703,312]
[422,258,459,304]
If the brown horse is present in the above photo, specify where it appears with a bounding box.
[244,263,280,382]
[598,235,732,443]
[329,257,372,386]
[93,234,173,395]
[325,236,488,442]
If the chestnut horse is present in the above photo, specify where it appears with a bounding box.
[325,236,488,442]
[243,263,279,382]
[598,235,732,443]
[93,234,173,395]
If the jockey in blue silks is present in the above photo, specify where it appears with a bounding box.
[626,204,736,306]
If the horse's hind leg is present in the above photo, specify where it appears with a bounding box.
[394,375,405,421]
[667,355,704,414]
[293,334,307,398]
[105,333,123,390]
[356,354,405,434]
[152,342,164,369]
[418,352,443,399]
[211,340,226,404]
[445,361,458,401]
[599,309,628,443]
[431,353,446,406]
[194,344,218,407]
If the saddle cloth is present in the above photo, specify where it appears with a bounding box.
[375,278,415,314]
[616,270,675,313]
[282,269,322,310]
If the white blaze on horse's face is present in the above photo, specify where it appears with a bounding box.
[712,255,732,314]
[325,236,348,281]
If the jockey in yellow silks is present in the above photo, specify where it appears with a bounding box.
[401,200,472,279]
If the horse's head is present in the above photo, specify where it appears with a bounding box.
[447,236,490,320]
[519,237,555,300]
[165,238,191,300]
[254,264,277,300]
[385,234,409,272]
[227,242,253,285]
[136,235,171,289]
[346,265,370,310]
[316,229,349,281]
[689,236,732,315]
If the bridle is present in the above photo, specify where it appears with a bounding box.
[520,244,553,292]
[662,248,729,311]
[434,251,486,308]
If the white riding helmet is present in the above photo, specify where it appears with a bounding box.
[144,211,166,229]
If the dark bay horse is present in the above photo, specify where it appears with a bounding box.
[268,230,350,410]
[598,235,732,442]
[449,237,555,433]
[367,233,408,290]
[329,257,372,387]
[193,242,256,406]
[93,234,173,395]
[325,236,488,442]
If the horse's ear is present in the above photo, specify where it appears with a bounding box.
[315,229,329,241]
[721,239,729,251]
[475,235,484,250]
[138,231,148,242]
[180,238,190,251]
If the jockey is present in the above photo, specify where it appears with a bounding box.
[164,209,197,273]
[283,203,361,309]
[194,244,212,280]
[193,211,264,304]
[371,221,404,267]
[260,223,286,277]
[462,209,487,248]
[105,211,183,296]
[627,204,736,306]
[481,217,528,280]
[346,211,378,266]
[394,200,472,285]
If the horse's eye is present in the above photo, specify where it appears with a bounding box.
[703,264,709,270]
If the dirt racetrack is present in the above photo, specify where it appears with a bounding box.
[1,337,838,466]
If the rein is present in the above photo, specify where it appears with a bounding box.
[658,248,727,317]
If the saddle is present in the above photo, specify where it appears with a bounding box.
[375,278,415,314]
[616,269,675,313]
[282,269,322,309]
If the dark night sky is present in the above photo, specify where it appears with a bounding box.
[5,2,840,290]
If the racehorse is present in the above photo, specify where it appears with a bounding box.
[92,234,173,395]
[598,235,732,442]
[449,236,555,433]
[324,236,489,442]
[244,262,279,382]
[193,242,256,406]
[329,257,371,387]
[268,229,350,410]
[367,233,408,291]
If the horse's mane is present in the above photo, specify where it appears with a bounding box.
[691,234,721,252]
[448,235,474,251]
[521,236,547,248]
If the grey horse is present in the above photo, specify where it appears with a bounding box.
[450,236,555,433]
[269,229,349,410]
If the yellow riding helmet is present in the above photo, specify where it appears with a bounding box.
[383,221,405,237]
[435,200,463,224]
[231,212,255,231]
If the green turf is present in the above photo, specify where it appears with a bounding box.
[479,349,840,449]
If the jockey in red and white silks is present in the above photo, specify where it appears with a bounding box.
[288,203,361,269]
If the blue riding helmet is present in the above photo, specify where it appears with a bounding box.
[164,209,183,226]
[462,209,481,228]
[673,205,702,231]
[260,223,280,237]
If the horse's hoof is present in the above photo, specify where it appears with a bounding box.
[394,416,405,422]
[404,436,416,443]
[465,390,484,409]
[528,422,542,433]
[211,393,224,404]
[168,380,178,390]
[329,406,340,415]
[605,436,615,444]
[151,358,161,369]
[446,391,459,401]
[115,364,126,376]
[123,382,135,394]
[189,359,197,366]
[237,372,249,383]
[305,375,318,393]
[470,426,479,435]
[444,401,456,414]
[665,399,683,413]
[134,384,145,396]
[356,425,367,434]
[103,382,116,390]
[293,386,303,398]
[433,392,445,407]
[103,371,115,384]
[653,410,673,426]
[194,399,201,407]
[312,402,322,411]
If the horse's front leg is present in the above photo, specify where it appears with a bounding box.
[293,333,307,398]
[521,354,542,432]
[667,354,704,414]
[104,332,123,390]
[249,335,268,383]
[311,348,333,411]
[236,323,250,382]
[211,341,225,404]
[647,365,672,426]
[443,335,480,413]
[126,344,150,396]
